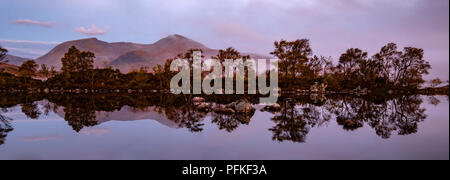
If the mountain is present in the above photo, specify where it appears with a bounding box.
[35,34,270,73]
[4,55,27,66]
[108,34,222,72]
[36,38,144,69]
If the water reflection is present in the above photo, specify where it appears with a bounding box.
[0,93,445,146]
[326,95,427,138]
[0,110,13,145]
[268,100,331,143]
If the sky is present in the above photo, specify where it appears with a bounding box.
[0,0,448,79]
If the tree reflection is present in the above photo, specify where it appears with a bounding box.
[63,106,97,132]
[47,95,102,132]
[0,111,13,146]
[369,95,426,138]
[0,93,435,141]
[21,102,41,119]
[268,99,331,143]
[163,104,206,132]
[211,109,255,133]
[328,95,427,139]
[211,113,240,132]
[427,96,441,106]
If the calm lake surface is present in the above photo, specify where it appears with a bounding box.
[0,94,448,160]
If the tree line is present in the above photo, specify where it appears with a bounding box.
[0,39,446,93]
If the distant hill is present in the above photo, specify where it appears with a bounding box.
[35,34,271,73]
[4,55,27,66]
[36,37,144,70]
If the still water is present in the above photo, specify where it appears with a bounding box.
[0,94,448,160]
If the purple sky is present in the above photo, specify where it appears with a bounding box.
[0,0,448,79]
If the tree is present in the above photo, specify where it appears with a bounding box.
[61,46,94,73]
[305,55,333,80]
[40,64,50,78]
[338,48,368,81]
[430,78,443,88]
[18,60,38,88]
[152,64,165,89]
[270,39,312,78]
[372,43,402,82]
[50,65,58,77]
[212,47,242,64]
[0,46,7,64]
[371,43,432,89]
[395,47,431,88]
[19,60,38,78]
[212,47,251,78]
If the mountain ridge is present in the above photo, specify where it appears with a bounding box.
[33,34,270,73]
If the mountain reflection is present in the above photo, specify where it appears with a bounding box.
[0,93,442,145]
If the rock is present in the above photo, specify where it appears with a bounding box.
[225,102,237,109]
[235,111,254,124]
[196,102,211,112]
[344,120,356,127]
[193,97,206,106]
[262,103,281,112]
[342,119,362,130]
[192,97,205,102]
[214,107,235,114]
[235,100,255,113]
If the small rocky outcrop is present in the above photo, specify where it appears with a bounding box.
[192,96,206,106]
[262,103,281,112]
[234,100,255,114]
[196,102,211,112]
[213,107,235,115]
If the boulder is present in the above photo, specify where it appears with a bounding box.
[196,102,211,112]
[262,103,281,112]
[214,107,235,114]
[235,111,254,124]
[192,96,205,102]
[235,100,255,113]
[225,101,237,109]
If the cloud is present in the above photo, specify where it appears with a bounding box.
[3,47,48,57]
[74,25,108,36]
[79,127,111,136]
[22,135,59,142]
[0,39,58,58]
[212,22,263,42]
[12,19,54,28]
[0,39,60,45]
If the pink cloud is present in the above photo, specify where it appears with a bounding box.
[22,135,59,142]
[74,25,108,36]
[13,19,54,28]
[79,127,111,136]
